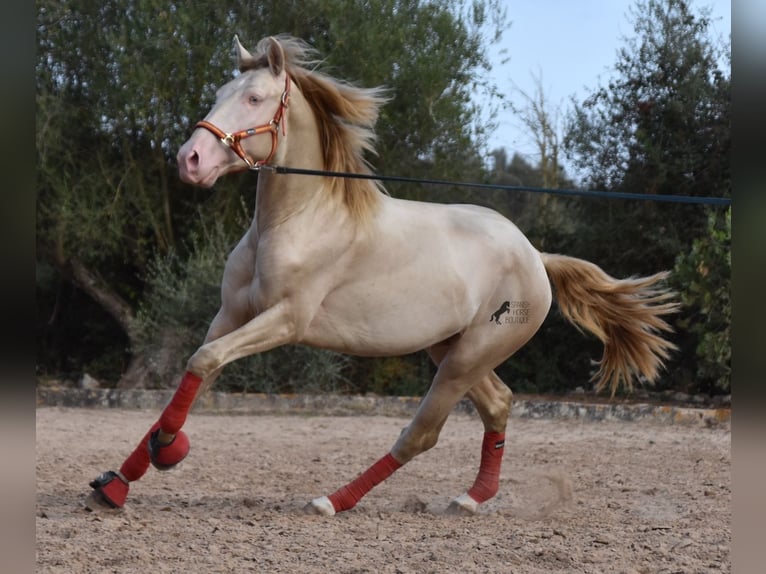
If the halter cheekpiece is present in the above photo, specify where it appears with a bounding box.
[195,74,291,170]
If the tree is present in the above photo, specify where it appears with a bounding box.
[36,0,233,385]
[565,0,730,198]
[672,208,730,393]
[508,71,564,190]
[562,0,730,393]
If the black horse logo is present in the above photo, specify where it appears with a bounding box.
[490,301,511,324]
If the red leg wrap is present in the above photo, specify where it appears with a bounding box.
[328,453,402,512]
[159,371,203,434]
[466,431,505,504]
[90,373,203,507]
[118,422,161,482]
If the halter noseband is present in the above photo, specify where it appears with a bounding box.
[195,74,291,170]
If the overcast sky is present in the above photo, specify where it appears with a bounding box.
[483,0,732,173]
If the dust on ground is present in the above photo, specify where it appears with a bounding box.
[36,408,730,573]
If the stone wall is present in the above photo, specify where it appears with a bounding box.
[36,388,730,428]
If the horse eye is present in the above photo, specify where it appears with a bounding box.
[248,95,259,105]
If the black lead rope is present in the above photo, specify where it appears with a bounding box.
[265,165,731,207]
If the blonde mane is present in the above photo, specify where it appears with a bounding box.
[242,35,389,225]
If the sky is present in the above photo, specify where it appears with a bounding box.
[483,0,732,172]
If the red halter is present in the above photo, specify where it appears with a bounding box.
[195,74,291,169]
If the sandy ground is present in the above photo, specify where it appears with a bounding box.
[36,407,730,573]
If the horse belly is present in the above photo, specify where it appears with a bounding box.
[301,277,469,356]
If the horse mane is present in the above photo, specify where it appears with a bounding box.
[241,35,389,225]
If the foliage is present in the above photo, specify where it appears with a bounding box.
[554,0,730,394]
[488,152,578,249]
[672,208,731,393]
[506,70,565,190]
[483,0,730,396]
[563,0,730,274]
[36,0,730,398]
[36,0,233,382]
[36,261,132,382]
[565,0,730,194]
[355,356,433,397]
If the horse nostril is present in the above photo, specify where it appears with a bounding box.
[177,145,202,182]
[187,150,200,169]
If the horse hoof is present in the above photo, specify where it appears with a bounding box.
[148,429,190,471]
[88,470,129,509]
[84,489,120,512]
[303,496,336,516]
[445,493,479,516]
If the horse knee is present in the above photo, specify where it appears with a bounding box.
[186,344,219,379]
[392,427,440,463]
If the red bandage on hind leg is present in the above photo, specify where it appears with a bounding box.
[467,431,505,504]
[328,453,402,512]
[159,371,203,434]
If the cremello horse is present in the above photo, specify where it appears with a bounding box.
[88,35,677,516]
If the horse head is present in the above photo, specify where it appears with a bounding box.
[177,36,291,187]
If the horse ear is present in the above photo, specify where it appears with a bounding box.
[234,35,253,71]
[266,36,285,76]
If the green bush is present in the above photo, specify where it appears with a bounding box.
[672,208,731,394]
[365,356,431,397]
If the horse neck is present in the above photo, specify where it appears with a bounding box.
[251,95,341,235]
[252,171,317,232]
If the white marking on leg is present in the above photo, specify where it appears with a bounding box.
[306,496,336,516]
[450,492,479,514]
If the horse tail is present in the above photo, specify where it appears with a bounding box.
[539,253,679,397]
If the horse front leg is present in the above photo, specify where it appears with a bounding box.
[447,371,512,515]
[86,369,223,510]
[88,302,296,509]
[145,302,298,468]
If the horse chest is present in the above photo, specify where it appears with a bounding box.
[245,237,338,314]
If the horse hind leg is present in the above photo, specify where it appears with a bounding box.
[447,371,513,516]
[304,341,477,516]
[304,334,519,517]
[303,398,453,517]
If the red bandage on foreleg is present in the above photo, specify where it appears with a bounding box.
[467,431,505,504]
[158,371,203,434]
[328,453,402,512]
[114,373,201,484]
[118,421,161,482]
